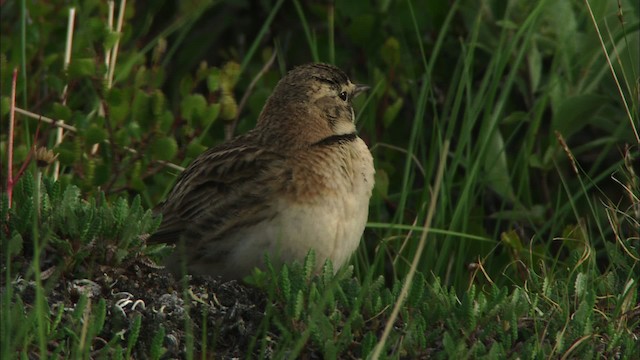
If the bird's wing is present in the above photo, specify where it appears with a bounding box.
[148,135,288,246]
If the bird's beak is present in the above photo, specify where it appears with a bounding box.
[353,84,370,98]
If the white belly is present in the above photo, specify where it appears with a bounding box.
[226,192,369,276]
[201,138,375,279]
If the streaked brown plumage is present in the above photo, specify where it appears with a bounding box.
[148,63,375,280]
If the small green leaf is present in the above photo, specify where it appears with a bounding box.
[94,299,107,333]
[8,232,23,256]
[94,163,110,186]
[134,66,148,88]
[220,61,241,91]
[0,96,9,117]
[150,326,166,360]
[149,137,178,161]
[382,98,403,128]
[484,129,515,202]
[104,30,120,50]
[303,249,316,281]
[186,140,207,159]
[491,205,545,222]
[68,58,96,78]
[200,103,220,128]
[181,94,207,124]
[151,90,165,117]
[179,75,194,97]
[206,68,221,93]
[574,272,587,297]
[528,40,542,93]
[112,197,129,230]
[158,110,174,133]
[132,89,153,129]
[554,331,564,352]
[280,265,291,299]
[106,88,130,124]
[219,93,238,121]
[50,102,72,122]
[84,124,107,146]
[361,332,377,358]
[130,161,144,191]
[552,94,608,138]
[323,338,338,359]
[373,169,389,199]
[372,68,388,100]
[407,272,425,307]
[56,142,79,165]
[293,290,304,320]
[196,61,210,82]
[106,87,125,105]
[126,315,142,358]
[150,67,166,88]
[496,20,518,29]
[322,260,334,284]
[114,128,131,147]
[11,144,28,165]
[152,38,167,65]
[501,230,523,253]
[243,267,269,287]
[380,37,401,67]
[502,111,529,125]
[126,121,142,140]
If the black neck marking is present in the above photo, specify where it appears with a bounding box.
[312,132,357,147]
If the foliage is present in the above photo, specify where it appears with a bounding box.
[1,0,639,358]
[2,181,637,358]
[0,174,164,358]
[1,173,161,277]
[0,0,240,205]
[246,248,639,358]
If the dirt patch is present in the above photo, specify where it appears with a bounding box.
[7,257,267,359]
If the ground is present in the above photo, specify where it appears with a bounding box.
[9,256,268,359]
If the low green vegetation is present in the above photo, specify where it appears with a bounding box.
[1,0,638,358]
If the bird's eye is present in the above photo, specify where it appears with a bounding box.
[339,91,348,101]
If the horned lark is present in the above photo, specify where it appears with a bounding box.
[148,63,375,280]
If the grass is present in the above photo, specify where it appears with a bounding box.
[1,0,639,358]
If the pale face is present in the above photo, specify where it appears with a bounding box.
[309,79,361,136]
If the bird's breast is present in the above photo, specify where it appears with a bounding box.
[214,138,375,277]
[272,137,375,269]
[286,138,374,201]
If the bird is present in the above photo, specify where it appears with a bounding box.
[147,63,375,281]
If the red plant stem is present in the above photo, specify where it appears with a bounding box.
[7,68,17,208]
[12,126,41,187]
